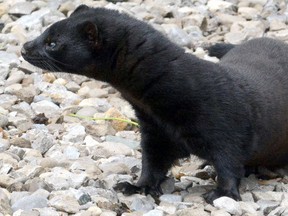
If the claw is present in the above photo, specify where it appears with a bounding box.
[113,182,141,195]
[114,181,163,198]
[203,189,241,204]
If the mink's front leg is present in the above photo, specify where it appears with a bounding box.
[203,155,244,203]
[115,114,188,197]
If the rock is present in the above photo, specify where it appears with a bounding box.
[87,206,102,216]
[143,209,164,216]
[30,131,54,154]
[252,191,283,202]
[239,175,259,192]
[241,192,255,202]
[21,177,48,193]
[31,100,61,119]
[175,207,210,216]
[8,112,33,131]
[158,202,177,214]
[162,24,192,47]
[16,8,51,30]
[267,206,288,216]
[213,196,242,215]
[33,207,59,216]
[116,131,138,140]
[207,0,235,12]
[48,194,80,213]
[15,165,44,179]
[63,146,80,159]
[83,120,114,137]
[0,138,10,152]
[0,152,19,168]
[0,94,18,109]
[45,11,66,28]
[130,196,155,212]
[11,194,48,212]
[159,194,182,203]
[0,114,8,128]
[70,158,102,179]
[76,107,98,117]
[183,194,205,204]
[63,124,86,143]
[40,167,87,190]
[9,2,37,16]
[105,108,129,131]
[4,83,22,94]
[216,13,246,26]
[267,29,288,41]
[78,85,108,98]
[53,78,67,86]
[80,187,118,204]
[239,201,258,215]
[108,97,136,120]
[65,81,81,92]
[40,83,82,107]
[15,85,38,104]
[0,188,12,215]
[211,209,230,216]
[0,3,8,17]
[5,69,25,86]
[238,7,260,20]
[59,1,76,16]
[76,192,92,205]
[79,98,112,112]
[0,51,20,82]
[0,174,16,188]
[11,101,35,118]
[225,21,265,43]
[90,141,134,158]
[257,200,279,215]
[269,20,287,31]
[39,158,59,169]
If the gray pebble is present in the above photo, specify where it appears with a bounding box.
[11,194,48,212]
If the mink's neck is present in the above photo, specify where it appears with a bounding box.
[108,25,188,99]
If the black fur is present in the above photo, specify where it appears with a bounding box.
[207,43,236,59]
[22,5,288,204]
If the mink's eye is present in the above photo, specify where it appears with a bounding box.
[45,36,57,50]
[46,41,57,49]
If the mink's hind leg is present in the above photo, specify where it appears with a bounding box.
[114,113,188,197]
[203,157,244,204]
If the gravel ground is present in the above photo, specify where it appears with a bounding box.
[1,0,288,215]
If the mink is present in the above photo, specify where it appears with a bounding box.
[22,5,288,203]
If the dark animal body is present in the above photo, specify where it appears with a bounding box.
[21,5,288,203]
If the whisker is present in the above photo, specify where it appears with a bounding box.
[43,52,72,67]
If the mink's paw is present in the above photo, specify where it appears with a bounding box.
[203,189,241,204]
[113,182,141,195]
[143,185,163,197]
[113,181,163,198]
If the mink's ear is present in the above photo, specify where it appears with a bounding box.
[70,4,90,17]
[82,21,101,49]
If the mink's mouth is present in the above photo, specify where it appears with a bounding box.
[21,47,68,72]
[22,53,62,72]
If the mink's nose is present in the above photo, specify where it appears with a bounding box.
[21,46,26,55]
[21,41,34,56]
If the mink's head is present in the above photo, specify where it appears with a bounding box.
[21,5,130,81]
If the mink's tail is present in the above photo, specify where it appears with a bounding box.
[207,43,236,59]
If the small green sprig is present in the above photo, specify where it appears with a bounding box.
[68,113,139,127]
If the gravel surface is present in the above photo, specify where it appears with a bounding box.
[1,0,288,215]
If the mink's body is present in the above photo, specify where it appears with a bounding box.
[21,5,288,203]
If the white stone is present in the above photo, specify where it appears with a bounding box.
[31,100,61,118]
[213,196,242,215]
[48,194,80,213]
[63,124,86,143]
